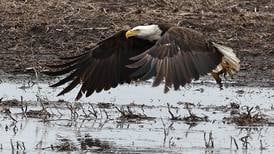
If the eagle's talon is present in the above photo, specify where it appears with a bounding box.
[223,71,228,80]
[219,83,224,90]
[164,85,170,93]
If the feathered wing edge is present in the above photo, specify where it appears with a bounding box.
[43,53,91,99]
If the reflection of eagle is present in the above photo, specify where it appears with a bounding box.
[45,24,240,100]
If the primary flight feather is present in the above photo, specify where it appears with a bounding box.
[45,24,240,100]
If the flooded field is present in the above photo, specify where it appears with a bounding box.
[0,76,273,153]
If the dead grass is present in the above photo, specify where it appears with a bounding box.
[115,105,155,122]
[167,103,208,123]
[0,0,273,85]
[224,106,269,126]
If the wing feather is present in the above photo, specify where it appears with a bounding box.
[141,57,157,80]
[57,77,80,96]
[152,60,164,87]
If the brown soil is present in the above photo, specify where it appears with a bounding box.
[0,0,273,86]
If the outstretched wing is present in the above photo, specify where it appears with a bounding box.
[45,30,154,100]
[128,27,223,92]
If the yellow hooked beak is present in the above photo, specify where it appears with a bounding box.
[125,30,139,39]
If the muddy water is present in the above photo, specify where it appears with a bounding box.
[0,78,274,153]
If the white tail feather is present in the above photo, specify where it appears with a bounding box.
[212,42,240,74]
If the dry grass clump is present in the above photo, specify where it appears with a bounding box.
[224,106,269,126]
[115,105,155,122]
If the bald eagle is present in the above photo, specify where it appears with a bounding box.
[45,24,240,100]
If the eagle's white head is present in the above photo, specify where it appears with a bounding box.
[126,25,162,41]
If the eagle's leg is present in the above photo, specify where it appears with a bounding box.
[211,58,237,89]
[211,71,223,89]
[211,66,229,89]
[164,85,170,93]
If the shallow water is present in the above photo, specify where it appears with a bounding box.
[1,78,273,107]
[0,78,274,153]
